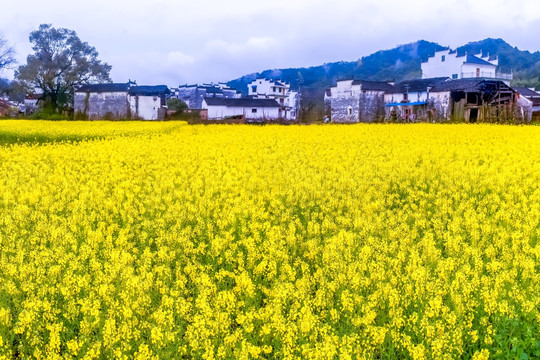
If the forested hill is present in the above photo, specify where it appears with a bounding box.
[228,38,540,92]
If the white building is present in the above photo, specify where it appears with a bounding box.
[202,98,281,121]
[514,87,540,120]
[422,49,512,84]
[247,78,299,120]
[325,79,394,122]
[383,78,449,121]
[172,83,241,109]
[128,86,170,120]
[74,82,170,120]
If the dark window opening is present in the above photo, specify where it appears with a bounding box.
[442,55,446,62]
[252,109,257,113]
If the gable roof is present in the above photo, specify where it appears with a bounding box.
[351,80,395,92]
[389,77,449,94]
[204,98,281,108]
[129,86,170,96]
[430,79,484,92]
[76,83,130,93]
[514,87,540,98]
[465,54,496,67]
[430,79,514,93]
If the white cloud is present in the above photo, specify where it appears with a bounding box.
[166,51,195,66]
[1,0,539,84]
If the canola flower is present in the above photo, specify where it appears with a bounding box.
[0,121,539,359]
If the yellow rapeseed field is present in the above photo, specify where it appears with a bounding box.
[0,121,539,359]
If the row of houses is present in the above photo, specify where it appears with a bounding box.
[325,48,540,123]
[73,78,300,121]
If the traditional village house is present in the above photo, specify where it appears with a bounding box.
[202,98,281,121]
[384,78,449,121]
[74,82,133,119]
[513,87,540,121]
[0,100,15,117]
[74,82,170,120]
[428,79,520,122]
[172,83,241,110]
[24,94,40,115]
[247,78,299,120]
[325,79,394,122]
[422,49,512,84]
[128,85,170,120]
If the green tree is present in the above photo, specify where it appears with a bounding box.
[0,33,15,71]
[167,98,188,112]
[15,24,111,112]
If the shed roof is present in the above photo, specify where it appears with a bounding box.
[430,79,514,93]
[514,87,540,97]
[204,98,281,108]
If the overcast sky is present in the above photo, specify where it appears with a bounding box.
[1,0,540,86]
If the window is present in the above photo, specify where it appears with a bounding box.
[251,85,257,93]
[441,55,446,62]
[273,87,276,92]
[347,106,352,115]
[252,109,257,113]
[452,74,458,79]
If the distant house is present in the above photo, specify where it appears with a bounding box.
[24,94,40,115]
[325,79,394,122]
[202,98,281,121]
[247,78,299,120]
[513,87,540,121]
[422,49,512,84]
[384,77,449,121]
[74,82,170,120]
[172,83,241,110]
[128,86,170,120]
[0,100,13,117]
[74,83,132,119]
[429,79,519,122]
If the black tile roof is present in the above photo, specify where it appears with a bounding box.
[430,79,513,93]
[430,79,484,92]
[389,77,449,93]
[76,83,130,93]
[514,87,540,97]
[204,98,281,108]
[465,54,496,66]
[129,86,170,96]
[351,80,395,92]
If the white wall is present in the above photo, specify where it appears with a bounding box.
[384,92,429,104]
[248,79,288,98]
[284,91,299,120]
[461,63,496,79]
[205,103,280,120]
[129,95,161,120]
[422,49,498,80]
[422,50,465,79]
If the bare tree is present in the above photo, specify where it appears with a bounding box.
[0,33,16,71]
